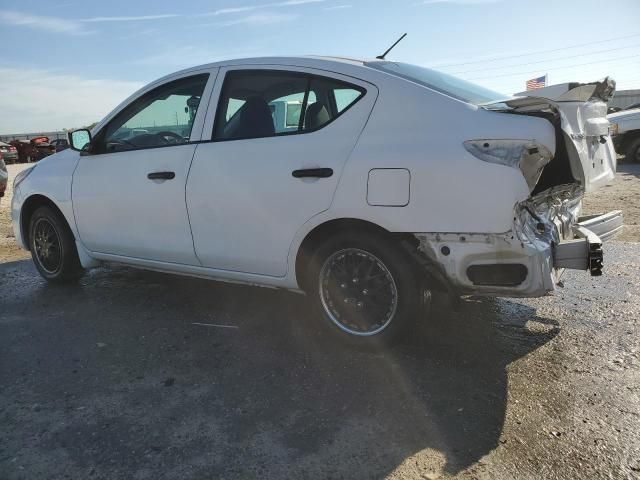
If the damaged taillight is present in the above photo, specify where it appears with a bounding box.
[463,139,553,191]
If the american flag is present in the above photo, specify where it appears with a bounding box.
[526,75,546,90]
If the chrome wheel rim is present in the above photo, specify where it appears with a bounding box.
[319,248,398,337]
[33,218,62,274]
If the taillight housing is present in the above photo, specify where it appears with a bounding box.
[463,139,553,191]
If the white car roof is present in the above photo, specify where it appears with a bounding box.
[160,56,383,84]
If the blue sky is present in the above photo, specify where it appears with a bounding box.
[0,0,639,132]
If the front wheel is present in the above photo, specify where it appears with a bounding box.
[307,231,423,345]
[29,206,84,283]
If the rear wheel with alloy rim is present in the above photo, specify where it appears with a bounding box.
[29,206,84,282]
[309,231,423,345]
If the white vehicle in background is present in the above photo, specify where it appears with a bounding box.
[11,56,623,344]
[608,107,640,162]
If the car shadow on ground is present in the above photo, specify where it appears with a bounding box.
[617,162,640,177]
[0,260,559,479]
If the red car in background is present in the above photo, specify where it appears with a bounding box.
[9,137,55,163]
[0,152,7,202]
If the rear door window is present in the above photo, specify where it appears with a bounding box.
[213,70,365,141]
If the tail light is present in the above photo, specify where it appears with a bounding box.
[9,146,17,152]
[463,139,553,191]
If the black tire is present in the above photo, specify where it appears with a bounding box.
[625,137,640,163]
[306,230,424,346]
[29,206,84,283]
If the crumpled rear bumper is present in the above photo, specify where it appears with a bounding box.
[554,210,623,276]
[413,187,623,300]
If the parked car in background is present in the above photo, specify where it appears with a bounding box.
[9,140,33,163]
[11,56,622,345]
[9,137,55,163]
[0,141,19,164]
[50,138,69,152]
[609,108,640,162]
[0,154,7,203]
[29,137,56,161]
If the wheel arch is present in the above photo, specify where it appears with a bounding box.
[294,217,449,294]
[20,194,72,250]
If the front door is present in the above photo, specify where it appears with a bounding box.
[187,66,377,277]
[72,72,213,265]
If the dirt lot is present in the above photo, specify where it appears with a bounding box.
[0,164,30,263]
[582,164,640,242]
[1,162,639,479]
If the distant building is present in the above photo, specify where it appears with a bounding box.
[609,89,640,109]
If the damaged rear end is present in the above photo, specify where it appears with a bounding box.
[488,79,622,285]
[418,79,623,299]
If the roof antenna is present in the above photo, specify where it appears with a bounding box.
[376,33,407,60]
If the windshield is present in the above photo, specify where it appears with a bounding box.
[367,61,507,105]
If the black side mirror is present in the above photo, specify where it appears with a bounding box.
[68,129,92,152]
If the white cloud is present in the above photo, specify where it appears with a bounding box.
[0,10,92,35]
[324,4,353,9]
[0,68,143,133]
[276,0,326,5]
[216,12,298,27]
[199,0,326,17]
[205,6,257,15]
[420,0,502,4]
[1,1,326,36]
[82,14,180,23]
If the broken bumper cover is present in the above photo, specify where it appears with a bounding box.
[413,188,623,299]
[554,210,623,276]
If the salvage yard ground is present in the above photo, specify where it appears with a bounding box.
[1,163,639,479]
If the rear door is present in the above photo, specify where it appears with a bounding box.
[497,79,617,192]
[187,66,377,277]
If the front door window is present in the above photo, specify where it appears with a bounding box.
[97,74,209,153]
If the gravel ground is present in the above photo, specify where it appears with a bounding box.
[1,162,638,479]
[0,163,30,263]
[582,164,640,242]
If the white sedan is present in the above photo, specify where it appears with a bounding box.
[11,56,623,344]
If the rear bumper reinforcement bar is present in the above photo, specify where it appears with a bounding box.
[554,210,623,276]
